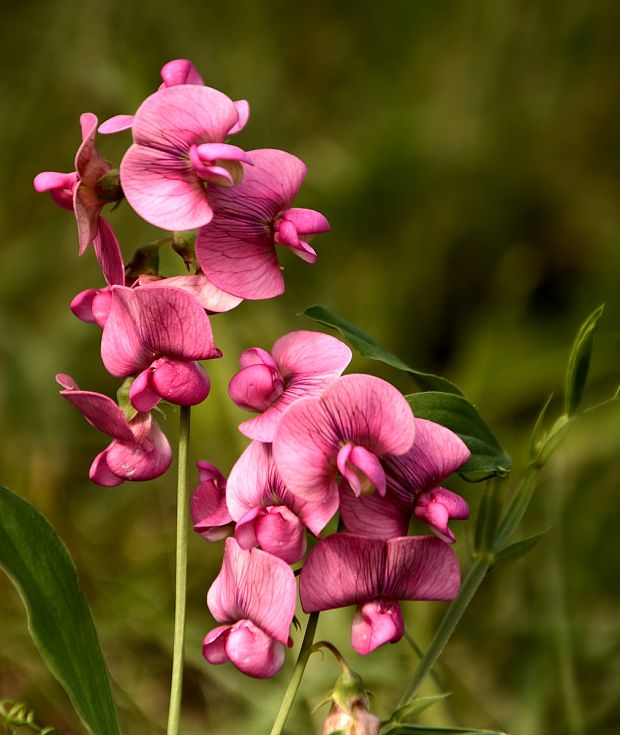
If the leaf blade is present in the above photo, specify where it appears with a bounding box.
[564,304,604,417]
[0,485,121,735]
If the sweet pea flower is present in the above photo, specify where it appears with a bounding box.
[300,534,460,655]
[195,148,330,300]
[136,272,242,314]
[226,441,339,563]
[339,419,471,543]
[101,285,221,410]
[228,330,352,442]
[120,85,251,231]
[56,374,172,487]
[191,461,234,541]
[204,538,296,678]
[34,113,122,254]
[99,59,249,136]
[272,374,415,506]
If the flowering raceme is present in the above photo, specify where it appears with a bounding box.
[56,374,172,487]
[196,148,330,299]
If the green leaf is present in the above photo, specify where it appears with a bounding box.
[303,305,463,395]
[388,694,451,724]
[381,725,507,735]
[0,485,121,735]
[527,394,553,462]
[564,304,604,417]
[406,392,511,477]
[494,529,549,567]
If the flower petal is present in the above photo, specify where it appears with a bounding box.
[105,419,172,482]
[192,461,233,541]
[89,450,124,487]
[202,625,231,665]
[151,358,210,406]
[383,537,461,601]
[138,273,242,313]
[129,369,161,412]
[160,58,204,87]
[339,483,410,539]
[299,534,385,613]
[351,599,404,655]
[282,207,330,234]
[254,506,307,564]
[229,363,283,412]
[225,620,286,678]
[207,538,295,645]
[230,99,250,134]
[93,217,125,286]
[98,115,135,134]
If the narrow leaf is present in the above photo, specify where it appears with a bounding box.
[564,304,604,417]
[527,394,553,462]
[494,529,549,567]
[389,694,451,723]
[381,725,507,735]
[303,305,463,394]
[406,393,511,478]
[0,485,121,735]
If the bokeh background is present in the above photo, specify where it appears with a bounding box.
[1,1,619,733]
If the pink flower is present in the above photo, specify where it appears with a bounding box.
[100,285,221,410]
[228,330,352,442]
[339,419,470,544]
[272,374,415,506]
[300,534,460,655]
[195,148,330,300]
[99,59,249,137]
[203,538,296,678]
[56,374,172,487]
[191,461,234,541]
[120,85,251,231]
[226,441,338,563]
[136,272,242,314]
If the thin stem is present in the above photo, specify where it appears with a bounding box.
[397,558,490,707]
[166,405,191,735]
[269,612,320,735]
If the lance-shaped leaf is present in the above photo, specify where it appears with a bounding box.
[564,304,605,417]
[494,529,549,567]
[382,726,507,735]
[0,485,121,735]
[406,392,511,479]
[303,304,462,395]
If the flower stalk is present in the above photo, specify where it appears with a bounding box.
[166,405,191,735]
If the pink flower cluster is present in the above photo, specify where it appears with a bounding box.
[195,331,472,677]
[38,58,471,685]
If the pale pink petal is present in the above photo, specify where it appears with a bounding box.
[288,239,317,264]
[93,217,125,286]
[33,171,77,209]
[120,143,214,231]
[225,620,286,678]
[160,59,204,87]
[339,483,410,539]
[202,625,231,665]
[282,207,330,234]
[337,444,386,497]
[414,488,470,544]
[89,450,124,487]
[351,600,404,655]
[98,115,135,135]
[105,419,172,482]
[383,537,460,601]
[195,143,252,163]
[299,534,385,613]
[234,507,262,550]
[101,285,220,377]
[430,488,470,519]
[129,369,161,412]
[150,358,210,406]
[138,273,242,313]
[207,538,295,645]
[385,419,471,499]
[229,364,283,412]
[414,501,453,543]
[239,347,278,370]
[57,376,134,441]
[229,100,250,135]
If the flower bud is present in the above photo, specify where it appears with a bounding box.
[323,665,380,735]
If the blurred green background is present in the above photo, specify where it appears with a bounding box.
[1,0,619,733]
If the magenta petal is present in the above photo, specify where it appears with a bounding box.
[101,285,220,377]
[274,219,300,248]
[255,506,307,564]
[105,419,172,482]
[339,483,410,539]
[230,100,250,134]
[288,239,317,264]
[160,58,204,87]
[33,171,76,194]
[234,507,262,550]
[202,625,232,665]
[414,500,454,543]
[150,358,210,406]
[239,347,278,370]
[70,289,99,323]
[129,369,161,412]
[225,620,286,678]
[207,539,295,645]
[338,444,386,497]
[282,207,330,234]
[229,363,283,412]
[383,537,460,601]
[98,115,135,134]
[93,217,125,286]
[89,450,123,487]
[192,461,233,540]
[225,441,274,521]
[425,487,470,519]
[299,534,385,613]
[351,599,404,655]
[57,378,134,441]
[195,143,252,163]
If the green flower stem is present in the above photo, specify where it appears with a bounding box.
[166,405,191,735]
[269,612,320,735]
[397,557,490,707]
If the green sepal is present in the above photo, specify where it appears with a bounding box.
[125,243,162,281]
[172,232,197,270]
[116,376,138,421]
[564,304,604,417]
[303,305,463,395]
[494,529,549,567]
[406,392,511,478]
